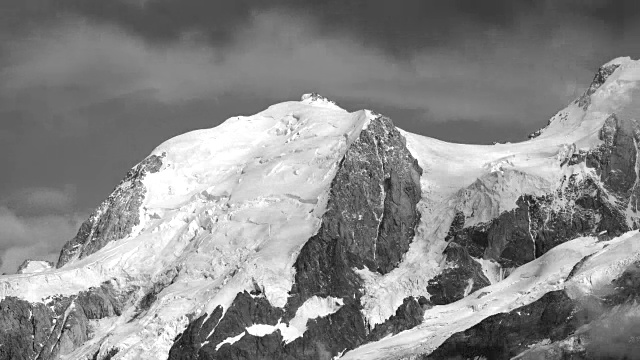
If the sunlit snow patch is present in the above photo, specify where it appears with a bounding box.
[216,295,345,347]
[215,332,246,351]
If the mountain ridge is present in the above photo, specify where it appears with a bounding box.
[1,57,640,360]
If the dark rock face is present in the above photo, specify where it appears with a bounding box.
[288,115,421,307]
[94,349,119,360]
[57,154,164,267]
[0,297,55,360]
[578,63,621,110]
[0,282,124,360]
[448,176,628,269]
[424,260,640,360]
[485,196,537,267]
[169,291,285,360]
[168,115,423,359]
[571,113,640,228]
[169,306,224,359]
[283,302,368,359]
[587,114,639,195]
[427,242,490,305]
[529,63,620,140]
[367,296,431,342]
[601,261,640,307]
[443,212,487,259]
[423,291,584,360]
[75,283,124,320]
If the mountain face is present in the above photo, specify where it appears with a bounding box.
[1,58,640,360]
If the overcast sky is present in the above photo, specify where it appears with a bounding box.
[0,0,639,273]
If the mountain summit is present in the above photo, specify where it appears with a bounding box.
[1,58,640,360]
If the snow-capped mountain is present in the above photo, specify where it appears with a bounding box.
[1,57,640,360]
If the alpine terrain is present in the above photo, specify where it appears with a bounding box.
[2,57,640,360]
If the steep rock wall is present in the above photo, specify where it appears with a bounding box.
[57,154,164,267]
[0,282,124,360]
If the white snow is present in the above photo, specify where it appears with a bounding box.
[215,332,245,351]
[474,257,502,284]
[284,295,344,341]
[245,324,275,337]
[216,295,344,345]
[16,260,53,274]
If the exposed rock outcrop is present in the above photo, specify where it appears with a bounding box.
[0,282,124,360]
[57,154,164,267]
[287,115,422,306]
[449,177,627,267]
[430,114,639,306]
[578,63,621,110]
[0,297,55,360]
[423,290,581,360]
[427,241,490,305]
[367,296,431,342]
[427,260,640,360]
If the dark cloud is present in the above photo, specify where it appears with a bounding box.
[29,0,640,57]
[49,0,257,46]
[52,0,516,51]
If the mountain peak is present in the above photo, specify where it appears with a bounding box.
[528,57,640,141]
[300,92,345,111]
[603,56,634,67]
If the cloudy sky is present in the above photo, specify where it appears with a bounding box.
[0,0,639,273]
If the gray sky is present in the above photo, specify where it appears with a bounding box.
[1,0,639,273]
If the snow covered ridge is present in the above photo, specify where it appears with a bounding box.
[0,58,640,360]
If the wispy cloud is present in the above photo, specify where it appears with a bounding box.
[0,10,614,131]
[0,187,86,273]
